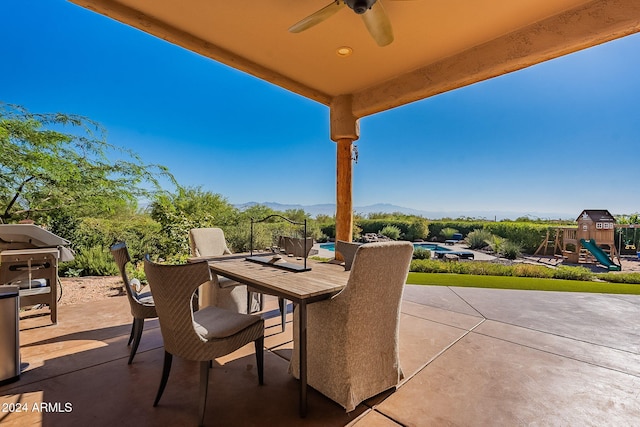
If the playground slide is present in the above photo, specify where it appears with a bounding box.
[579,239,621,271]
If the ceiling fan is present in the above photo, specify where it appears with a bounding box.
[289,0,405,47]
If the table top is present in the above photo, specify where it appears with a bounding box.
[205,256,348,303]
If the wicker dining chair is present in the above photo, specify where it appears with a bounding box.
[188,228,251,313]
[144,257,264,427]
[189,227,287,331]
[280,236,314,258]
[290,241,414,412]
[110,242,157,365]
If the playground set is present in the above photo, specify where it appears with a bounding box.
[535,209,639,271]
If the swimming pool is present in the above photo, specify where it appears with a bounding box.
[319,242,451,252]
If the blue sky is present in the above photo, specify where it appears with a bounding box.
[2,0,639,219]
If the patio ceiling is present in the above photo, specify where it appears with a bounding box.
[68,0,640,244]
[70,0,640,118]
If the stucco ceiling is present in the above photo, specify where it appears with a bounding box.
[71,0,640,118]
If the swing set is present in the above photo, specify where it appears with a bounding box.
[617,224,639,254]
[536,224,640,258]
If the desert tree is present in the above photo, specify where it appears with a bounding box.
[0,102,174,223]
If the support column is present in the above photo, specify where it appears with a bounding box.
[336,138,353,250]
[330,95,359,249]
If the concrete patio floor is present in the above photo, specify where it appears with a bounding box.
[1,284,639,426]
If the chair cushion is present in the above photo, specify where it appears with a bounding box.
[136,291,154,306]
[193,306,262,339]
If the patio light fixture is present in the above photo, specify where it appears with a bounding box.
[336,46,353,57]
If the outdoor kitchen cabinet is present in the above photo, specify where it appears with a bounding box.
[0,224,74,325]
[0,248,60,324]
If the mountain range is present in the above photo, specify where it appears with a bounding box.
[234,202,572,221]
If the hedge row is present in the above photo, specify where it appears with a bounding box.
[410,259,588,281]
[357,219,428,241]
[428,221,566,254]
[409,259,640,284]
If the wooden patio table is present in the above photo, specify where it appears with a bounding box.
[189,254,348,417]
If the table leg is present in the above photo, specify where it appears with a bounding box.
[299,301,307,417]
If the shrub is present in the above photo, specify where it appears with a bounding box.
[413,247,431,260]
[126,260,147,283]
[440,227,459,240]
[463,262,511,276]
[596,272,640,284]
[410,259,448,273]
[225,223,279,253]
[379,225,401,240]
[320,223,335,239]
[405,219,429,241]
[551,266,594,281]
[54,214,165,263]
[484,222,555,254]
[486,235,505,255]
[466,229,492,249]
[501,240,522,260]
[357,217,429,241]
[428,221,486,242]
[512,264,554,278]
[63,245,118,277]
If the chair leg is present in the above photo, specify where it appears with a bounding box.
[199,361,211,427]
[153,351,173,407]
[127,320,135,346]
[128,317,144,365]
[255,336,264,385]
[278,297,286,332]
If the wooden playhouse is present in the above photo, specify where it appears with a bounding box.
[558,209,620,269]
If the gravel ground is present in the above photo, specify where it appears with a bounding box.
[57,276,125,306]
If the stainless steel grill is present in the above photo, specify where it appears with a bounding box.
[0,224,74,325]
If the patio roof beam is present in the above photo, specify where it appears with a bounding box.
[71,0,333,106]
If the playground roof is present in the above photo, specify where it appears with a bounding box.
[578,210,615,222]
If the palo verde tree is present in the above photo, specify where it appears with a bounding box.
[150,186,237,255]
[0,102,173,223]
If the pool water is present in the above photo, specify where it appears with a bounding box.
[319,243,451,252]
[413,243,451,252]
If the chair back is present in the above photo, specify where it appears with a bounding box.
[144,257,214,358]
[335,240,361,271]
[189,228,232,257]
[280,236,314,257]
[110,242,145,312]
[339,241,413,339]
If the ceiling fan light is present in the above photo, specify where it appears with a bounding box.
[346,0,377,14]
[336,46,353,57]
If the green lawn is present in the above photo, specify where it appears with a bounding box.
[407,272,640,295]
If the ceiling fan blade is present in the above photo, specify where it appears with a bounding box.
[361,1,394,46]
[289,1,345,33]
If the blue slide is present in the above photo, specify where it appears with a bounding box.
[580,239,621,271]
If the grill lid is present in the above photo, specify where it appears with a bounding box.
[0,224,70,247]
[0,224,74,262]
